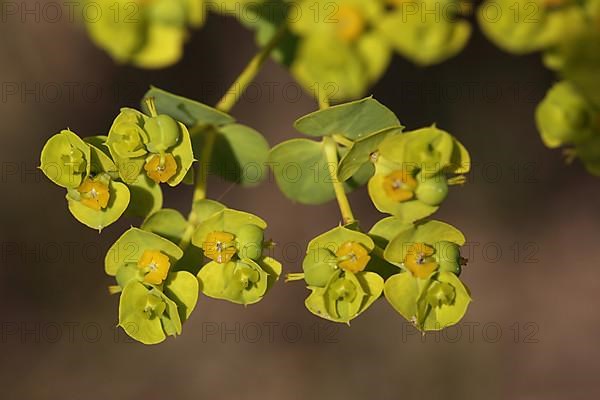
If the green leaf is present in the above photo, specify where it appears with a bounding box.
[305,270,366,324]
[294,97,401,140]
[355,271,385,315]
[384,272,420,322]
[106,108,148,183]
[308,226,374,254]
[384,220,466,264]
[126,175,163,218]
[164,271,199,321]
[158,290,183,337]
[141,208,188,244]
[86,141,118,178]
[210,124,270,186]
[67,181,130,231]
[118,282,166,345]
[369,217,413,247]
[143,86,234,127]
[105,227,183,276]
[191,199,226,224]
[40,129,90,189]
[338,127,402,181]
[269,138,335,204]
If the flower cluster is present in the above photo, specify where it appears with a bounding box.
[39,88,279,344]
[479,0,600,174]
[278,98,472,330]
[85,0,205,68]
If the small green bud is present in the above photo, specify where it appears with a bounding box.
[143,293,166,319]
[415,173,448,206]
[236,224,264,260]
[233,263,261,289]
[303,248,338,287]
[536,81,597,148]
[144,114,181,153]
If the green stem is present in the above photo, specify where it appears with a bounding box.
[323,136,355,225]
[332,134,354,147]
[215,24,287,113]
[179,24,287,251]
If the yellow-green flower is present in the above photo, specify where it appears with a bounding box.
[202,231,237,264]
[404,243,438,279]
[77,178,110,211]
[144,153,178,183]
[137,249,171,285]
[336,241,371,273]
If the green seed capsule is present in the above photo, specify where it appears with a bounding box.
[236,224,264,260]
[435,241,462,275]
[303,248,338,287]
[415,173,448,206]
[144,114,181,153]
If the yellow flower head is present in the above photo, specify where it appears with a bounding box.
[383,170,418,202]
[144,153,177,183]
[203,231,236,264]
[336,241,370,273]
[137,250,171,285]
[404,243,438,279]
[77,178,110,211]
[335,4,365,42]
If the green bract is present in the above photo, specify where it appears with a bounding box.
[85,0,205,68]
[191,208,281,305]
[367,126,470,222]
[478,0,586,54]
[381,220,470,331]
[145,87,270,186]
[536,81,598,148]
[40,130,90,189]
[384,271,470,331]
[380,0,471,65]
[270,98,403,204]
[289,0,391,100]
[294,226,384,323]
[41,130,131,231]
[106,107,194,186]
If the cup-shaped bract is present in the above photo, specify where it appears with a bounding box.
[380,0,471,66]
[192,208,281,305]
[107,108,194,186]
[368,127,470,221]
[85,0,204,68]
[40,129,91,189]
[478,0,587,54]
[536,81,598,148]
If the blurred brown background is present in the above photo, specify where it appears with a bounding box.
[2,3,600,400]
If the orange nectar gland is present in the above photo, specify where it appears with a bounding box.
[336,241,371,273]
[383,170,418,202]
[77,178,110,211]
[335,5,365,42]
[404,243,438,279]
[137,250,171,285]
[203,231,236,264]
[144,153,177,183]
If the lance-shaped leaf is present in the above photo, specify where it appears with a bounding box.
[143,86,234,128]
[294,97,401,140]
[338,127,403,181]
